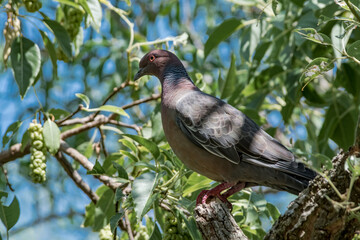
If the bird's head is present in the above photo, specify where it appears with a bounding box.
[134,50,184,82]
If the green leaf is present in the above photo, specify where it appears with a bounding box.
[48,108,70,120]
[82,105,130,118]
[149,223,162,240]
[296,28,332,46]
[109,211,124,233]
[112,162,128,179]
[43,119,61,154]
[132,172,157,220]
[94,188,115,231]
[266,203,280,222]
[120,150,139,162]
[0,195,20,231]
[318,94,359,151]
[347,40,360,61]
[179,211,202,240]
[204,18,243,59]
[10,37,41,99]
[103,153,123,175]
[20,130,30,152]
[75,93,90,108]
[44,19,72,58]
[300,57,334,85]
[82,202,95,228]
[221,53,237,99]
[119,139,137,153]
[76,141,93,159]
[96,105,129,118]
[2,121,22,146]
[87,160,106,175]
[40,31,57,77]
[182,173,212,196]
[134,162,158,172]
[85,0,102,32]
[114,188,124,202]
[123,134,160,160]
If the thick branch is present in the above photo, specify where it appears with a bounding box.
[195,198,248,240]
[265,150,360,240]
[59,140,124,190]
[55,151,99,204]
[0,143,30,164]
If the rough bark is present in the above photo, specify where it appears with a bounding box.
[265,150,360,240]
[195,198,248,240]
[194,149,360,240]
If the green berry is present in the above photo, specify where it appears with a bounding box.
[28,120,47,183]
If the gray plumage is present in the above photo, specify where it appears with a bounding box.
[134,49,316,196]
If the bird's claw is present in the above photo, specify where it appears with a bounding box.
[196,190,233,210]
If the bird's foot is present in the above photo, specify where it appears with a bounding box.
[196,182,237,210]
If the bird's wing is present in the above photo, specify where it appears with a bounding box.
[175,91,295,165]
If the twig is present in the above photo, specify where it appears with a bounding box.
[59,140,125,190]
[60,115,141,139]
[56,104,83,125]
[55,151,99,204]
[59,95,161,127]
[0,165,14,191]
[120,93,161,111]
[92,82,131,120]
[98,127,108,158]
[124,210,135,240]
[344,0,360,23]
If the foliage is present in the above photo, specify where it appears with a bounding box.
[1,0,360,239]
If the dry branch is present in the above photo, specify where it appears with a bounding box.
[55,151,99,204]
[59,140,124,190]
[195,198,248,240]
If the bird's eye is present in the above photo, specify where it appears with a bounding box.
[149,55,156,62]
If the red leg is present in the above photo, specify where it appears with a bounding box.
[222,182,246,199]
[196,182,235,205]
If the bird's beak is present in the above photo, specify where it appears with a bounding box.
[134,67,144,81]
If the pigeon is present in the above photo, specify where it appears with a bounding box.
[134,49,316,206]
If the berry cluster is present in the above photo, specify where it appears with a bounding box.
[29,121,47,183]
[99,225,118,240]
[63,6,83,40]
[23,0,42,13]
[163,212,191,240]
[134,225,149,240]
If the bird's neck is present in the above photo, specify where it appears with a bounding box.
[161,68,198,108]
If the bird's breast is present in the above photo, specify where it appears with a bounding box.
[160,103,241,183]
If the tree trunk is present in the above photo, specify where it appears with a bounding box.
[195,198,248,240]
[194,150,360,240]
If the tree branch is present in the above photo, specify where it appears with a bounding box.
[56,104,83,125]
[55,151,99,204]
[59,140,125,190]
[119,93,161,111]
[195,198,248,240]
[265,150,360,239]
[59,94,160,127]
[0,143,30,164]
[124,210,135,240]
[60,115,140,139]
